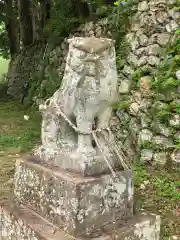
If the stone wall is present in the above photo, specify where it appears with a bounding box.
[7,41,46,98]
[114,0,180,165]
[52,0,180,166]
[6,0,180,165]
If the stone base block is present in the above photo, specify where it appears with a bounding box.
[0,201,161,240]
[0,200,69,240]
[36,146,121,176]
[105,212,161,240]
[14,157,133,237]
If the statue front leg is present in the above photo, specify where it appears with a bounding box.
[34,104,60,162]
[41,110,59,149]
[76,113,96,157]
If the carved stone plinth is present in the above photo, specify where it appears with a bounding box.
[0,156,161,240]
[0,200,160,240]
[38,148,122,176]
[14,157,133,237]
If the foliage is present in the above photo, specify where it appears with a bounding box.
[152,29,180,96]
[134,163,180,239]
[111,100,130,110]
[0,24,9,59]
[156,109,170,122]
[131,70,143,89]
[26,44,62,105]
[174,104,180,114]
[140,141,155,150]
[148,29,180,131]
[112,0,138,72]
[30,67,61,102]
[110,0,137,47]
[26,0,138,104]
[44,0,83,47]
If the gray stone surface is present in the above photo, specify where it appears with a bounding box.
[153,136,173,149]
[176,70,180,80]
[137,56,148,67]
[146,44,161,56]
[166,20,178,32]
[34,37,118,176]
[0,201,58,240]
[14,158,133,237]
[0,200,161,240]
[129,102,141,116]
[140,149,153,162]
[153,152,168,165]
[169,114,180,127]
[157,33,171,46]
[138,129,153,146]
[0,200,111,240]
[119,80,130,94]
[147,56,160,66]
[110,212,161,240]
[139,34,148,46]
[171,149,180,164]
[114,0,180,168]
[152,122,171,137]
[138,1,149,12]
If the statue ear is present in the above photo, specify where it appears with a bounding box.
[67,38,73,44]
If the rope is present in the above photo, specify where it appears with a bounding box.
[104,128,131,171]
[91,131,118,179]
[42,100,131,177]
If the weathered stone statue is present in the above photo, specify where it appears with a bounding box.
[0,37,161,240]
[35,37,118,176]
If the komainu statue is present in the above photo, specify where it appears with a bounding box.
[34,37,119,176]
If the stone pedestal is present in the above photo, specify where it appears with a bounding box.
[0,156,161,240]
[13,157,133,237]
[0,200,160,240]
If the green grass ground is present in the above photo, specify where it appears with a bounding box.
[0,100,41,199]
[0,57,9,76]
[0,99,179,239]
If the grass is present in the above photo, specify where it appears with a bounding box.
[134,164,180,239]
[0,99,41,200]
[0,56,10,97]
[0,57,9,76]
[0,100,41,152]
[0,98,179,239]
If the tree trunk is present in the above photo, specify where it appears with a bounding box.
[40,0,47,30]
[32,2,41,42]
[18,0,33,47]
[5,0,20,57]
[40,0,51,30]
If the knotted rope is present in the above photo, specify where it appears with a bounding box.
[40,99,131,181]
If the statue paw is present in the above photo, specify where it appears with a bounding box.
[76,146,96,157]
